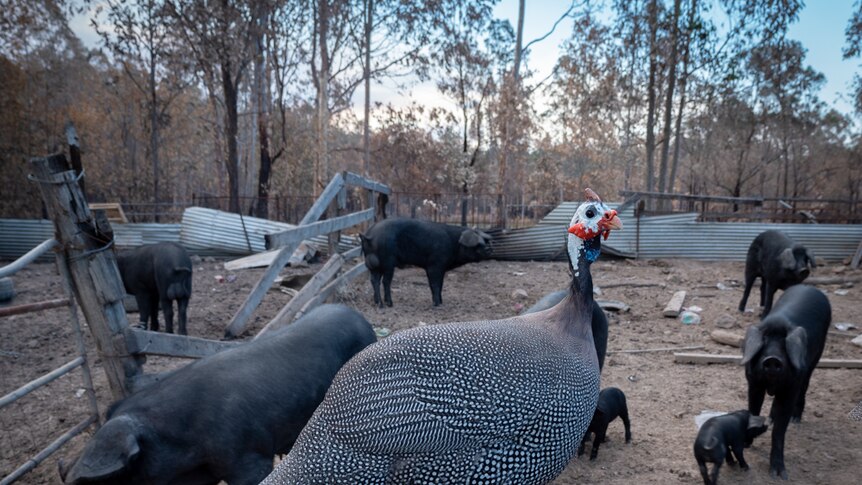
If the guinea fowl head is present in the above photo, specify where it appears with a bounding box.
[566,188,622,294]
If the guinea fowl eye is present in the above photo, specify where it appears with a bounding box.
[585,208,595,218]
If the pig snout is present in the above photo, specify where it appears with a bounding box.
[796,267,810,280]
[760,356,785,375]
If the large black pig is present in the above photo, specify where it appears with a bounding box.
[360,218,492,307]
[521,289,608,371]
[738,230,815,316]
[741,284,830,479]
[117,242,193,335]
[59,304,377,485]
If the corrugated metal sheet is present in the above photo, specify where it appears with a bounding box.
[179,207,357,256]
[0,219,55,261]
[503,201,862,261]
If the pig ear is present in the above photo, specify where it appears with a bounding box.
[785,326,808,372]
[459,230,483,248]
[805,249,817,269]
[741,325,764,365]
[65,416,140,483]
[778,248,796,270]
[748,414,767,429]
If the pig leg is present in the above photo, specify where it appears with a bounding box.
[759,278,766,308]
[382,267,395,307]
[792,373,813,422]
[141,294,160,332]
[161,298,175,334]
[177,297,189,336]
[695,456,712,485]
[133,295,149,329]
[767,396,794,479]
[731,443,749,470]
[748,383,766,417]
[620,407,632,443]
[739,272,756,312]
[762,282,776,316]
[577,434,588,457]
[724,445,735,465]
[426,268,445,306]
[589,421,608,460]
[370,271,383,307]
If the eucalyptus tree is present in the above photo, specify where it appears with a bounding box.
[164,0,258,214]
[95,0,189,220]
[431,0,499,226]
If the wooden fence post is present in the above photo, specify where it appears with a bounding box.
[31,154,140,400]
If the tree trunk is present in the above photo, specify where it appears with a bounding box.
[496,0,524,229]
[314,0,331,198]
[254,6,272,219]
[222,63,240,215]
[148,27,160,222]
[363,0,373,177]
[669,0,697,196]
[645,0,659,201]
[657,0,681,210]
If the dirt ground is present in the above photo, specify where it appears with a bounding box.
[2,253,861,484]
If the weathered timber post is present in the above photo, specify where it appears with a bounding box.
[31,154,141,400]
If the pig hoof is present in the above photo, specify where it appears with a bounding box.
[790,416,801,423]
[769,466,788,480]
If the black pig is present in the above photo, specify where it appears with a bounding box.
[741,284,830,479]
[738,230,815,316]
[117,242,192,335]
[360,218,492,307]
[577,387,631,460]
[521,289,608,371]
[59,304,377,485]
[693,410,768,485]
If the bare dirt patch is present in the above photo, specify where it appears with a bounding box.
[2,255,860,484]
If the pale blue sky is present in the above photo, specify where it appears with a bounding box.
[493,0,859,116]
[69,0,859,117]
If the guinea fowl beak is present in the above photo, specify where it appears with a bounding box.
[599,210,622,239]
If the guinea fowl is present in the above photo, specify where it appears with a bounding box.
[262,189,622,484]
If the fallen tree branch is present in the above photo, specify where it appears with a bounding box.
[807,276,862,285]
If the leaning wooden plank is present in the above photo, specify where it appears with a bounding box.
[224,241,302,339]
[710,330,744,348]
[663,290,687,317]
[674,352,862,368]
[851,240,862,269]
[265,209,374,250]
[342,171,391,195]
[298,173,344,226]
[296,262,368,320]
[224,242,315,271]
[125,328,240,359]
[255,254,346,339]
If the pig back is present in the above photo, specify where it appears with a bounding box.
[767,285,831,362]
[113,304,376,456]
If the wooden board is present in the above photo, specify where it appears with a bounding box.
[851,240,862,269]
[89,202,128,224]
[264,209,374,250]
[224,242,315,271]
[663,290,686,317]
[125,328,240,359]
[674,352,862,368]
